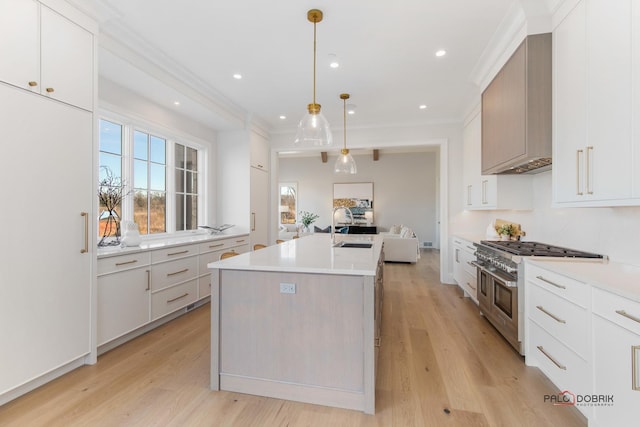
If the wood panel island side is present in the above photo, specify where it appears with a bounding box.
[208,234,384,414]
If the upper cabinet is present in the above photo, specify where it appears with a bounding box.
[250,133,269,171]
[463,109,533,210]
[0,0,94,111]
[481,33,552,175]
[553,0,639,206]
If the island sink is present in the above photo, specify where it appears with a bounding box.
[334,242,373,248]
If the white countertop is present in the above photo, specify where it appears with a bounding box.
[208,233,383,276]
[525,258,640,303]
[97,230,250,258]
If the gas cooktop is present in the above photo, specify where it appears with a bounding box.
[479,240,605,259]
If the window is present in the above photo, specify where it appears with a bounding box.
[175,143,198,231]
[98,119,123,238]
[97,116,205,239]
[134,130,166,235]
[279,183,297,225]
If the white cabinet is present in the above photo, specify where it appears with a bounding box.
[524,264,591,418]
[553,0,637,206]
[0,80,94,398]
[250,167,269,245]
[250,133,269,171]
[0,0,94,111]
[592,288,640,427]
[462,109,533,210]
[96,235,250,349]
[452,237,477,303]
[97,253,151,346]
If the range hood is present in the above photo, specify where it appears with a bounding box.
[481,33,552,175]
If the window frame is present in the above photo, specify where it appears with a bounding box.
[97,111,208,239]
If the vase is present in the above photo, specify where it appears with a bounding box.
[500,234,511,241]
[98,209,121,247]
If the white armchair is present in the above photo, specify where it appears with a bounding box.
[380,225,420,263]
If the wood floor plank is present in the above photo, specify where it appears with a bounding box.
[0,250,587,427]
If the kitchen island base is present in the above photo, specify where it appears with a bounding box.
[210,266,379,414]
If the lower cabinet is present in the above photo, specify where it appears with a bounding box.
[452,237,478,303]
[592,288,640,427]
[97,234,249,350]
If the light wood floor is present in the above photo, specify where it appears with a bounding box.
[0,250,587,427]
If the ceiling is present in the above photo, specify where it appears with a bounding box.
[70,0,555,136]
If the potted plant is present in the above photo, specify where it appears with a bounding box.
[299,210,319,233]
[497,224,514,241]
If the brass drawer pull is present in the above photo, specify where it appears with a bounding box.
[375,337,381,348]
[616,310,640,325]
[28,81,38,87]
[236,239,245,243]
[80,212,88,254]
[537,346,567,370]
[145,270,150,291]
[167,268,189,277]
[167,250,189,256]
[536,276,566,289]
[167,293,189,303]
[536,305,566,324]
[46,87,54,93]
[209,243,224,248]
[115,259,138,266]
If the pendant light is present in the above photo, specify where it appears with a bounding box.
[294,9,333,147]
[334,93,357,174]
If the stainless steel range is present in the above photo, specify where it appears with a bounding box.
[472,240,605,355]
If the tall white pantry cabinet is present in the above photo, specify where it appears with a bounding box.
[0,0,97,404]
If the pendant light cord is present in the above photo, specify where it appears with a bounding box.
[313,20,317,106]
[343,97,347,150]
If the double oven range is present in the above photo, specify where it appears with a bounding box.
[471,240,604,355]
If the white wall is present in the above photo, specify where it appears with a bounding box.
[278,151,438,246]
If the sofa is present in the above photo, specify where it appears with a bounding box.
[380,225,420,263]
[278,224,299,240]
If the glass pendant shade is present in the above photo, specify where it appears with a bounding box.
[294,108,333,146]
[334,149,357,174]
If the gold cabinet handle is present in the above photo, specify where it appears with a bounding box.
[467,282,476,291]
[167,250,189,256]
[536,275,566,289]
[80,212,88,253]
[537,346,566,370]
[236,239,245,243]
[616,310,640,325]
[145,270,150,291]
[375,337,381,348]
[586,146,593,195]
[633,345,640,391]
[167,268,189,277]
[28,81,38,87]
[209,243,224,248]
[167,293,189,303]
[251,212,256,231]
[115,259,138,266]
[576,149,583,195]
[536,305,566,324]
[45,87,54,93]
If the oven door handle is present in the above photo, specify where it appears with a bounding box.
[471,261,518,288]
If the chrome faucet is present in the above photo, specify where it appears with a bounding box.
[332,206,354,244]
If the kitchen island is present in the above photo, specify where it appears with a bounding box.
[208,234,384,414]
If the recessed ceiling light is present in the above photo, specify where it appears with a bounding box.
[419,104,427,110]
[328,53,340,68]
[233,73,242,80]
[435,49,447,57]
[279,115,287,120]
[173,101,180,106]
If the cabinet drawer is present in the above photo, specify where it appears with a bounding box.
[458,270,478,302]
[528,321,590,403]
[151,256,198,291]
[593,287,640,335]
[151,244,198,264]
[198,275,211,299]
[526,264,589,308]
[199,239,230,253]
[460,249,477,278]
[199,249,228,274]
[98,252,150,276]
[151,279,198,320]
[530,284,589,357]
